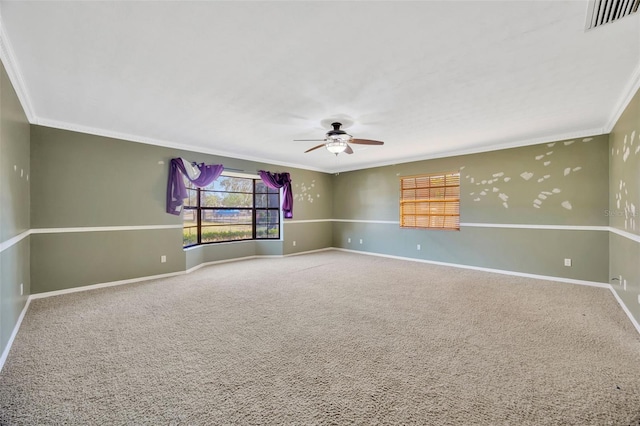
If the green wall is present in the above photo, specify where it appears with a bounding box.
[332,135,610,282]
[609,88,640,324]
[28,124,615,292]
[29,125,333,293]
[0,60,30,357]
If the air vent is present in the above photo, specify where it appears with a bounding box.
[586,0,640,30]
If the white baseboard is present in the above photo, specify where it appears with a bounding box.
[30,248,332,297]
[0,297,31,373]
[2,246,638,374]
[284,247,334,257]
[334,247,640,336]
[185,255,261,274]
[185,247,333,274]
[608,286,640,336]
[29,270,187,300]
[333,248,609,288]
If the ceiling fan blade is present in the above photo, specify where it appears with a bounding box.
[344,144,354,154]
[294,139,326,142]
[304,143,327,153]
[350,138,384,145]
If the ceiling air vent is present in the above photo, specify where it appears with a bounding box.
[586,0,640,29]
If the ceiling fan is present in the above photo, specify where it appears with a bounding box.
[295,122,384,155]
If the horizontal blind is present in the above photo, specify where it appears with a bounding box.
[400,172,460,230]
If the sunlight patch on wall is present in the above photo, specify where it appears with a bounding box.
[520,172,534,181]
[294,179,319,204]
[612,128,639,231]
[463,139,587,211]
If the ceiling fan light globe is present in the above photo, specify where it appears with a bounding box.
[326,140,348,154]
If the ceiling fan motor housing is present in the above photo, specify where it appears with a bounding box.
[327,122,351,140]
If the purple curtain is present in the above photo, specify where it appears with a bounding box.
[259,170,293,219]
[166,158,224,215]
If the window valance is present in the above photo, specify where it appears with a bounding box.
[166,158,224,215]
[258,170,293,219]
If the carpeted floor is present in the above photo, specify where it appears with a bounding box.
[1,250,640,425]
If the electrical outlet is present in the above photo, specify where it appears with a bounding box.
[638,294,640,305]
[623,279,627,291]
[161,255,167,263]
[359,239,363,244]
[417,244,421,251]
[347,238,351,243]
[564,258,572,267]
[293,241,296,247]
[20,283,23,296]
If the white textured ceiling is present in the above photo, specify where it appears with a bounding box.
[1,1,639,173]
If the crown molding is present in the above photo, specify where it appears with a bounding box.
[39,119,607,176]
[0,12,36,122]
[329,127,606,174]
[605,59,640,133]
[35,118,327,174]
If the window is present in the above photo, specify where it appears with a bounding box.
[182,174,280,247]
[400,171,460,230]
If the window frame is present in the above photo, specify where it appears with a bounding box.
[399,171,460,230]
[182,173,281,247]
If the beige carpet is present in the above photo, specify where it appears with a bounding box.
[1,250,640,425]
